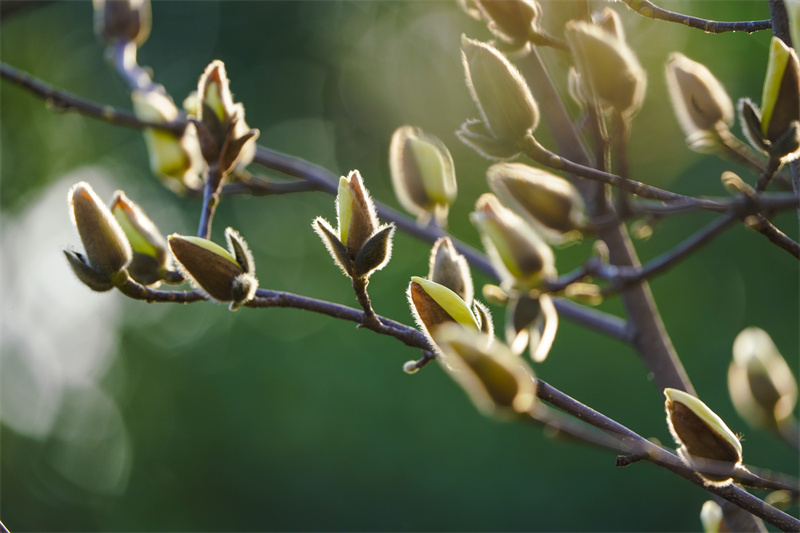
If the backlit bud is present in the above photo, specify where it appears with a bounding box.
[131,88,203,192]
[471,194,555,291]
[700,501,724,533]
[428,237,473,306]
[110,191,169,286]
[487,162,585,244]
[474,0,541,47]
[565,20,646,117]
[461,36,539,145]
[93,0,151,47]
[761,37,800,147]
[592,7,625,41]
[408,277,480,343]
[505,293,558,362]
[389,126,457,226]
[168,228,257,310]
[68,182,132,285]
[665,53,734,151]
[434,323,537,417]
[729,327,798,430]
[456,118,524,160]
[664,388,743,486]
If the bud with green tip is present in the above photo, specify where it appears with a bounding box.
[487,162,586,244]
[428,237,473,306]
[65,182,132,291]
[434,323,537,418]
[471,193,555,291]
[93,0,151,47]
[389,126,457,227]
[728,327,798,431]
[665,53,734,152]
[408,276,480,339]
[168,228,257,310]
[131,88,204,192]
[664,388,743,487]
[505,293,558,363]
[700,501,724,533]
[761,37,800,161]
[459,36,539,158]
[564,19,646,118]
[313,170,395,280]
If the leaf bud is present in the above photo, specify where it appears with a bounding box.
[487,162,586,244]
[700,501,724,533]
[665,53,734,150]
[720,171,755,197]
[471,194,556,291]
[474,0,541,48]
[110,190,170,285]
[68,182,132,284]
[728,327,798,431]
[389,126,457,226]
[408,277,480,343]
[131,88,204,192]
[761,37,800,153]
[664,388,743,486]
[505,293,558,362]
[472,300,494,339]
[564,19,646,117]
[428,237,473,306]
[434,323,537,417]
[461,36,539,145]
[93,0,151,47]
[168,228,257,310]
[403,360,421,375]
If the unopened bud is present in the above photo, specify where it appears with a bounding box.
[168,228,257,310]
[564,20,646,117]
[389,126,457,226]
[428,237,473,306]
[93,0,151,47]
[487,162,585,244]
[664,388,743,486]
[729,327,798,430]
[505,293,558,362]
[434,323,537,417]
[110,191,169,285]
[474,0,541,47]
[761,37,800,154]
[700,501,724,533]
[471,194,555,291]
[461,36,539,145]
[408,277,480,343]
[472,300,494,339]
[720,171,755,197]
[592,7,625,41]
[403,360,420,375]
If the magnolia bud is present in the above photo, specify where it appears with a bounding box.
[665,53,734,151]
[564,20,646,117]
[664,388,743,486]
[592,7,625,41]
[487,162,585,244]
[505,293,558,362]
[389,126,457,226]
[471,194,555,291]
[428,237,473,306]
[434,323,537,417]
[93,0,151,47]
[760,37,800,160]
[408,277,480,342]
[110,191,169,285]
[131,88,203,192]
[474,0,541,47]
[728,327,798,430]
[67,182,132,288]
[168,228,257,310]
[700,501,725,533]
[461,36,539,145]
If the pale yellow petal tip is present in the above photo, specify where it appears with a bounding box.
[664,388,743,458]
[411,277,479,329]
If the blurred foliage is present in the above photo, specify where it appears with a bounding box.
[1,1,798,531]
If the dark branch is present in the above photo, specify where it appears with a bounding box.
[621,0,772,33]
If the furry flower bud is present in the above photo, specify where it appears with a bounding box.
[408,276,480,341]
[471,194,555,291]
[168,228,257,310]
[761,37,800,159]
[728,327,798,431]
[389,126,457,226]
[461,36,539,145]
[474,0,541,47]
[434,323,537,417]
[487,162,585,244]
[428,237,473,306]
[505,293,558,362]
[110,190,169,286]
[93,0,151,47]
[664,388,743,486]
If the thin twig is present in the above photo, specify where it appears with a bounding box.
[621,0,772,34]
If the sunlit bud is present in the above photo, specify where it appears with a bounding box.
[456,118,524,160]
[93,0,151,47]
[700,501,725,533]
[565,20,646,117]
[665,53,734,151]
[110,191,169,286]
[472,300,494,339]
[456,0,483,20]
[168,228,257,310]
[408,277,480,344]
[434,323,537,417]
[487,162,586,244]
[461,36,539,145]
[403,360,421,375]
[505,293,558,362]
[720,171,755,197]
[664,388,743,486]
[389,126,457,226]
[738,98,770,154]
[729,327,798,430]
[761,37,800,149]
[592,7,625,41]
[471,194,556,291]
[131,88,204,192]
[787,0,800,58]
[68,182,132,285]
[564,282,602,306]
[428,237,473,306]
[63,249,116,292]
[482,283,508,306]
[474,0,541,47]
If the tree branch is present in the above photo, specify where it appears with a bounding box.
[621,0,772,33]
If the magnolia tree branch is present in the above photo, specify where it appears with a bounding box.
[620,0,772,33]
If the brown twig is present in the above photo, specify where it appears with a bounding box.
[621,0,772,34]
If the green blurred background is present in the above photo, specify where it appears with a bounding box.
[1,1,798,531]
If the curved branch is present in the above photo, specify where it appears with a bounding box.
[621,0,772,33]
